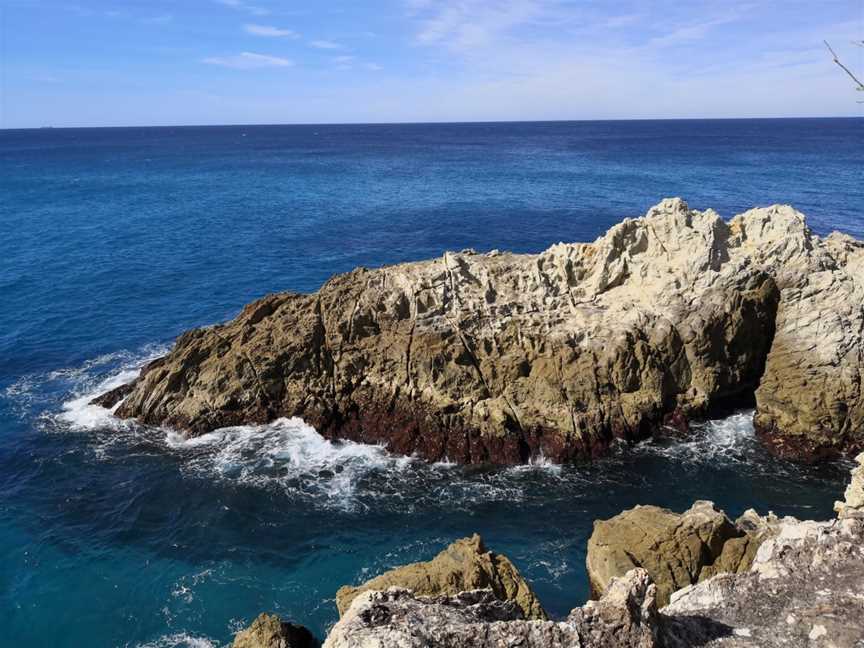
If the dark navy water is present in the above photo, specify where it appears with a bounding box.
[1,119,861,647]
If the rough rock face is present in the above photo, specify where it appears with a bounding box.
[335,534,546,620]
[324,569,659,648]
[586,500,751,606]
[749,222,864,461]
[232,613,318,648]
[106,198,863,463]
[664,517,864,647]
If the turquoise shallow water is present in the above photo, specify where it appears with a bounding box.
[0,119,862,647]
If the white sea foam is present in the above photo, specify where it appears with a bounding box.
[56,368,140,430]
[134,633,218,648]
[166,417,415,510]
[634,409,757,464]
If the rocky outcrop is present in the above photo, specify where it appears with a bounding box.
[104,199,863,463]
[586,500,756,606]
[232,613,318,648]
[748,220,864,461]
[664,516,864,647]
[324,569,660,648]
[335,534,546,620]
[661,453,864,646]
[318,455,864,648]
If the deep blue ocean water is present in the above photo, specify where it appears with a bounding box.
[1,119,862,647]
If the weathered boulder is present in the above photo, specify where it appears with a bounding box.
[104,199,863,463]
[567,568,660,648]
[586,500,760,606]
[232,613,318,648]
[335,534,546,620]
[323,569,659,648]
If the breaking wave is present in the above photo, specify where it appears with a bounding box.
[3,345,830,513]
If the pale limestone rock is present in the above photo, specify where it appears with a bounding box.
[834,452,864,518]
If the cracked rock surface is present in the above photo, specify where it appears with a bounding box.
[106,198,863,463]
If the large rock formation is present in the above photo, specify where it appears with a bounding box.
[586,500,780,606]
[102,199,863,463]
[335,534,546,620]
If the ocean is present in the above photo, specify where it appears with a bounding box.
[1,118,862,647]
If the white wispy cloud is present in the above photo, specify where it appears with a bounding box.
[333,55,355,63]
[142,14,173,25]
[364,63,383,71]
[647,11,743,48]
[605,13,641,29]
[410,0,544,51]
[244,23,299,38]
[310,39,343,49]
[216,0,269,17]
[202,52,294,69]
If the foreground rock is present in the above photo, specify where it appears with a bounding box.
[324,569,659,648]
[232,613,318,648]
[664,517,864,646]
[105,199,863,463]
[319,455,864,647]
[335,534,546,620]
[586,500,778,606]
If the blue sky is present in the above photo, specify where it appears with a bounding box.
[1,0,863,127]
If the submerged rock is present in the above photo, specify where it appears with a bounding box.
[335,534,547,620]
[105,199,863,463]
[232,613,318,648]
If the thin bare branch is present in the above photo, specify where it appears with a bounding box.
[825,40,864,91]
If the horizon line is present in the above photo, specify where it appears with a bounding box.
[2,115,862,132]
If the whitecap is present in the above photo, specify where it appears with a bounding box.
[56,368,140,430]
[167,417,417,511]
[133,633,218,648]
